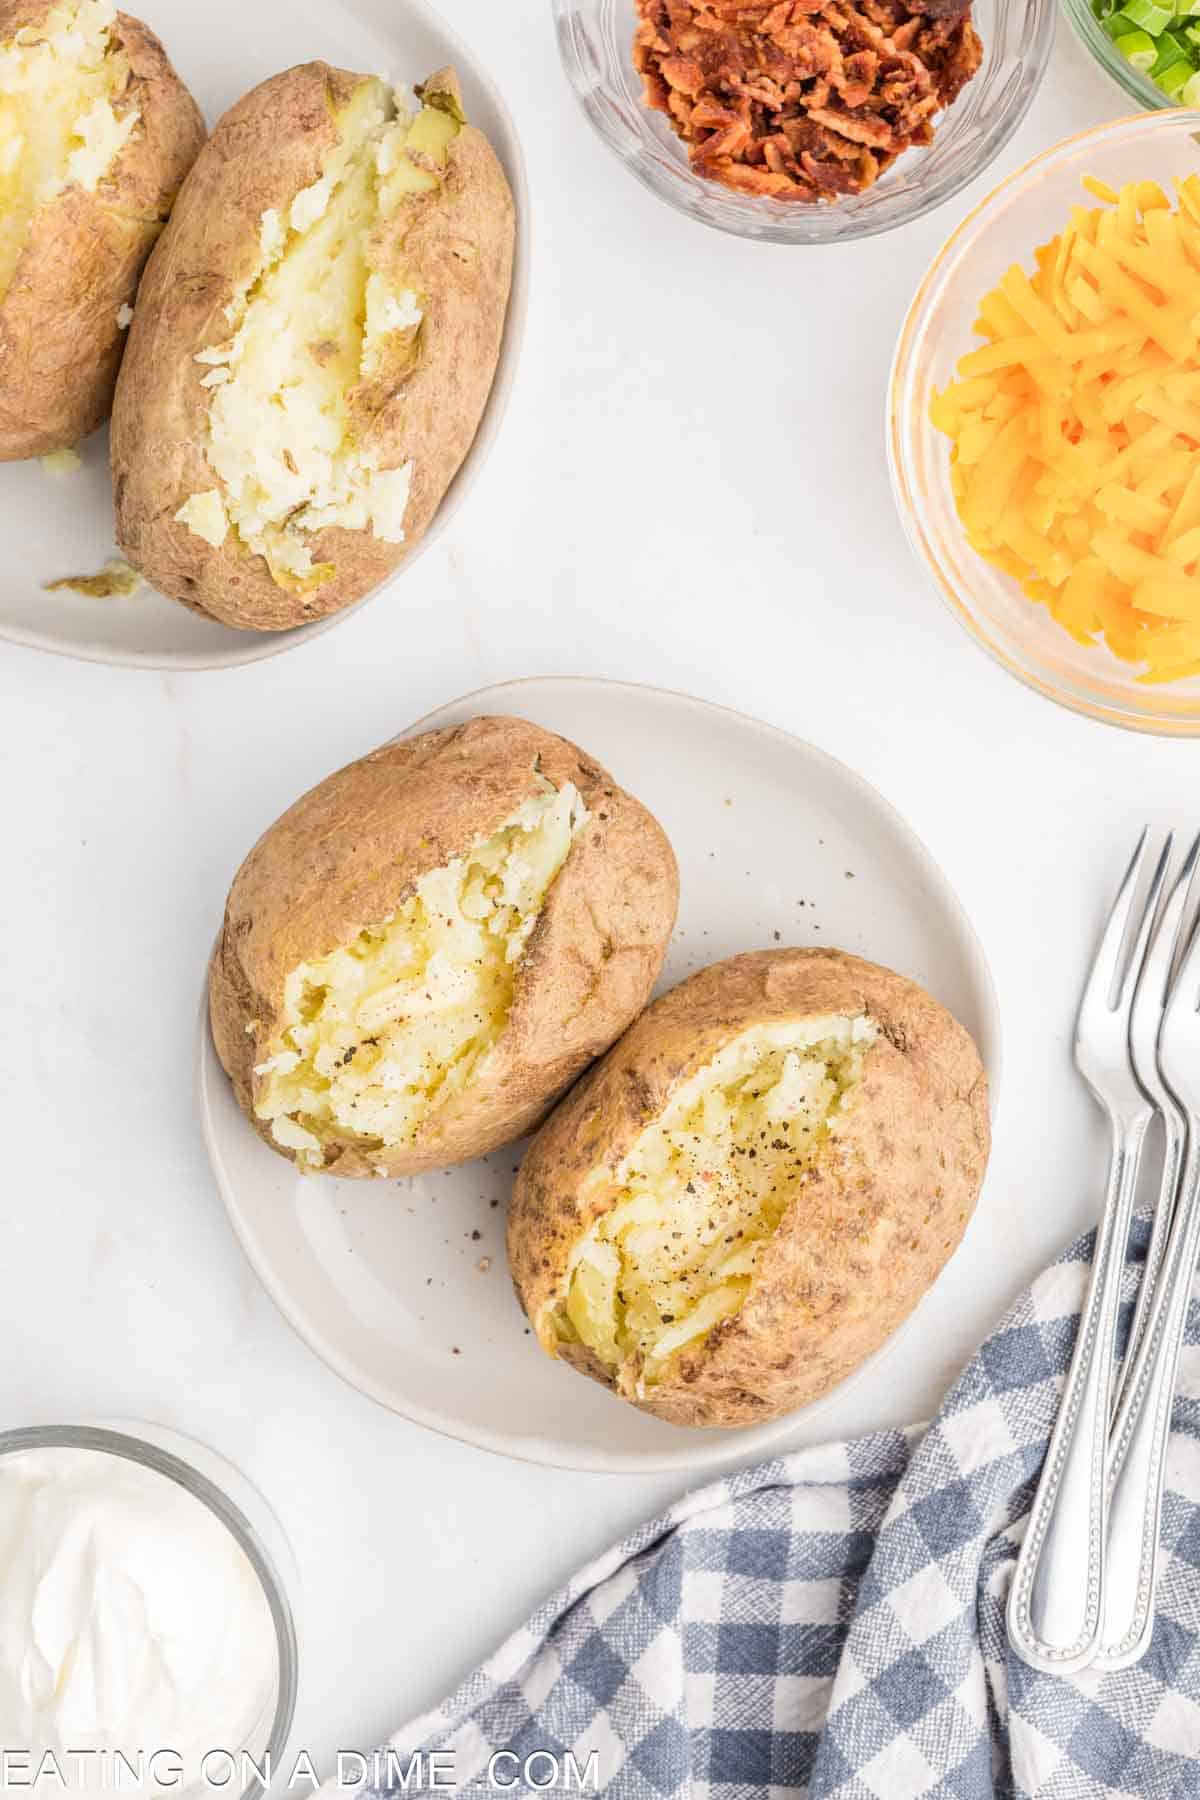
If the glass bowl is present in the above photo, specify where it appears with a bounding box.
[552,0,1053,244]
[0,1422,298,1800]
[1060,0,1175,112]
[890,111,1200,735]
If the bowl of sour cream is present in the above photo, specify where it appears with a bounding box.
[0,1423,298,1799]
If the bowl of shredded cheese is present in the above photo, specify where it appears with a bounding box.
[891,112,1200,734]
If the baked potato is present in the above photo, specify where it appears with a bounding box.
[210,716,680,1178]
[509,947,990,1428]
[0,0,204,460]
[111,60,515,631]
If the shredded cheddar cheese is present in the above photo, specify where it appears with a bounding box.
[931,174,1200,686]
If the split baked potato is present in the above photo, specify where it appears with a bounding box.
[509,947,990,1428]
[0,0,204,459]
[210,716,680,1178]
[111,60,515,631]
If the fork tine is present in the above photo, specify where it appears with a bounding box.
[1165,840,1200,1014]
[1126,834,1174,1004]
[1080,828,1152,1021]
[1146,831,1200,1014]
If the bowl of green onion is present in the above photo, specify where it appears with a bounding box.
[1064,0,1200,105]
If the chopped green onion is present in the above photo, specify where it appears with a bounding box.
[1156,53,1194,87]
[1152,30,1192,67]
[1118,25,1162,65]
[1091,0,1200,94]
[1118,0,1174,32]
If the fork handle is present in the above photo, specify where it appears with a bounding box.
[1112,1112,1186,1419]
[1096,1135,1200,1668]
[1007,1117,1147,1673]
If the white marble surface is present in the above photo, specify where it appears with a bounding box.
[1,2,1195,1778]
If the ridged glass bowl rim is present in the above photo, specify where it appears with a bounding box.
[0,1424,299,1800]
[551,0,1055,244]
[889,110,1200,737]
[1059,0,1174,113]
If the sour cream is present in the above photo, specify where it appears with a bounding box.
[0,1447,279,1795]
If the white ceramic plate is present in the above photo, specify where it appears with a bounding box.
[199,678,1002,1473]
[0,0,527,671]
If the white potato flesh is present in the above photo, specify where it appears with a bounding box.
[254,780,587,1167]
[177,81,460,591]
[559,1015,878,1385]
[0,1,137,301]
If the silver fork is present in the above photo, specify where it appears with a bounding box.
[1098,836,1200,1669]
[1112,838,1195,1422]
[1007,829,1170,1674]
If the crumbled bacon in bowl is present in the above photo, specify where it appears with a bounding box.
[633,0,983,202]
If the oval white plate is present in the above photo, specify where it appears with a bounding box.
[199,678,1001,1473]
[0,0,527,671]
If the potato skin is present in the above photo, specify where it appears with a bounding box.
[509,948,990,1429]
[0,4,205,460]
[210,716,680,1177]
[111,61,515,631]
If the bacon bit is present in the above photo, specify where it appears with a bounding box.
[660,52,705,92]
[841,48,878,104]
[668,87,693,125]
[633,0,981,203]
[808,104,897,149]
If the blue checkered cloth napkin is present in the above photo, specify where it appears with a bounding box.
[367,1218,1200,1798]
